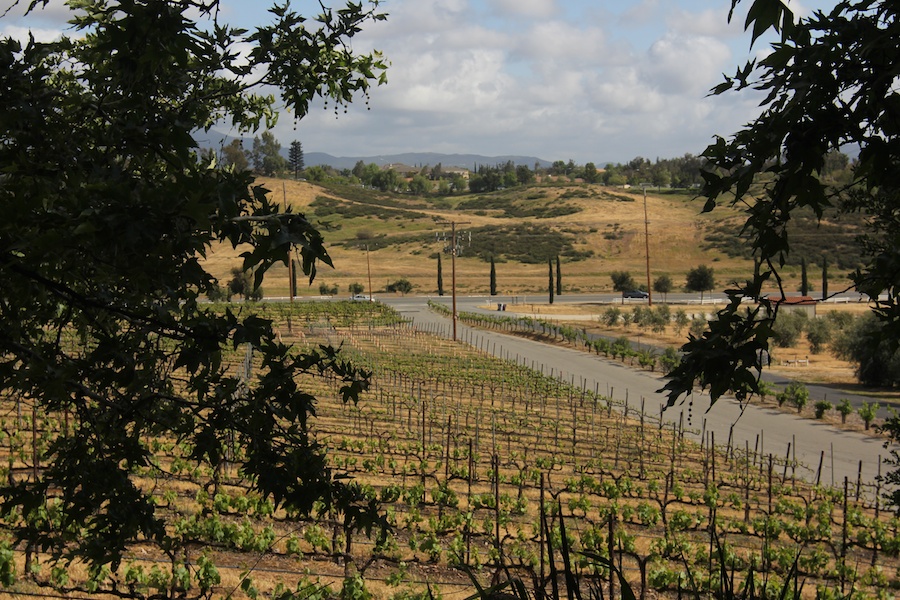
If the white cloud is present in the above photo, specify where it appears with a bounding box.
[1,0,69,43]
[487,0,559,19]
[618,0,662,27]
[0,23,62,43]
[668,8,739,39]
[514,21,611,65]
[3,0,779,165]
[365,0,469,38]
[386,47,513,114]
[643,33,733,95]
[278,0,774,164]
[1,0,70,21]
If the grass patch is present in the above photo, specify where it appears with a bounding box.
[456,194,581,218]
[316,181,431,209]
[702,204,866,270]
[310,196,430,221]
[467,223,593,263]
[596,190,637,203]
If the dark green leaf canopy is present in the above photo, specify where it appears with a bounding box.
[663,0,900,408]
[0,0,386,575]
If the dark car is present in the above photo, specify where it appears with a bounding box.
[623,290,649,298]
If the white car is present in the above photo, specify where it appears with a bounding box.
[350,294,375,302]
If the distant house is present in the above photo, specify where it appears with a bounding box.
[441,166,470,180]
[767,295,817,317]
[382,163,419,178]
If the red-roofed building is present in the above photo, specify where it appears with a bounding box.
[766,295,818,317]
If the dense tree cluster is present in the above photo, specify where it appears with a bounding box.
[298,154,732,194]
[601,155,705,188]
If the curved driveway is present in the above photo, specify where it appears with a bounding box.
[381,295,895,491]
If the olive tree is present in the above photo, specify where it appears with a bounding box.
[685,265,715,302]
[611,271,636,292]
[0,0,387,591]
[653,274,674,302]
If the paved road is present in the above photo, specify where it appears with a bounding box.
[381,295,896,492]
[417,294,892,417]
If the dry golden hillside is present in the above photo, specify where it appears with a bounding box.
[202,176,852,298]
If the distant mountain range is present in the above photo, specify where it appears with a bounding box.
[304,152,553,171]
[193,129,553,171]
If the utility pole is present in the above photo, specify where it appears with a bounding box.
[437,220,470,341]
[641,183,653,306]
[366,244,375,322]
[366,245,374,303]
[284,181,294,332]
[452,223,458,340]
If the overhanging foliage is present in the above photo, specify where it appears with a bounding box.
[0,0,387,581]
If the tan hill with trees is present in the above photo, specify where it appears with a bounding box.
[203,176,854,299]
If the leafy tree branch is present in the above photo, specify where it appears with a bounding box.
[0,0,389,587]
[663,0,900,410]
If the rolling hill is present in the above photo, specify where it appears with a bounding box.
[202,177,856,299]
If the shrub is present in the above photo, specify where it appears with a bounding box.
[776,389,788,407]
[832,313,900,387]
[814,400,832,419]
[318,283,339,296]
[837,399,853,424]
[227,266,256,301]
[758,380,775,403]
[592,338,611,357]
[207,282,227,302]
[385,278,414,295]
[859,402,879,430]
[611,337,632,361]
[689,316,708,338]
[825,310,855,331]
[776,382,809,412]
[651,305,671,333]
[601,307,621,327]
[637,349,657,371]
[772,311,807,347]
[631,306,650,329]
[806,318,832,353]
[659,347,681,374]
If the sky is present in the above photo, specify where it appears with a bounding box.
[2,0,837,165]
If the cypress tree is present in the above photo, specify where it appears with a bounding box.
[801,257,809,296]
[489,256,497,296]
[548,258,554,304]
[437,254,444,296]
[555,256,562,296]
[822,256,828,300]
